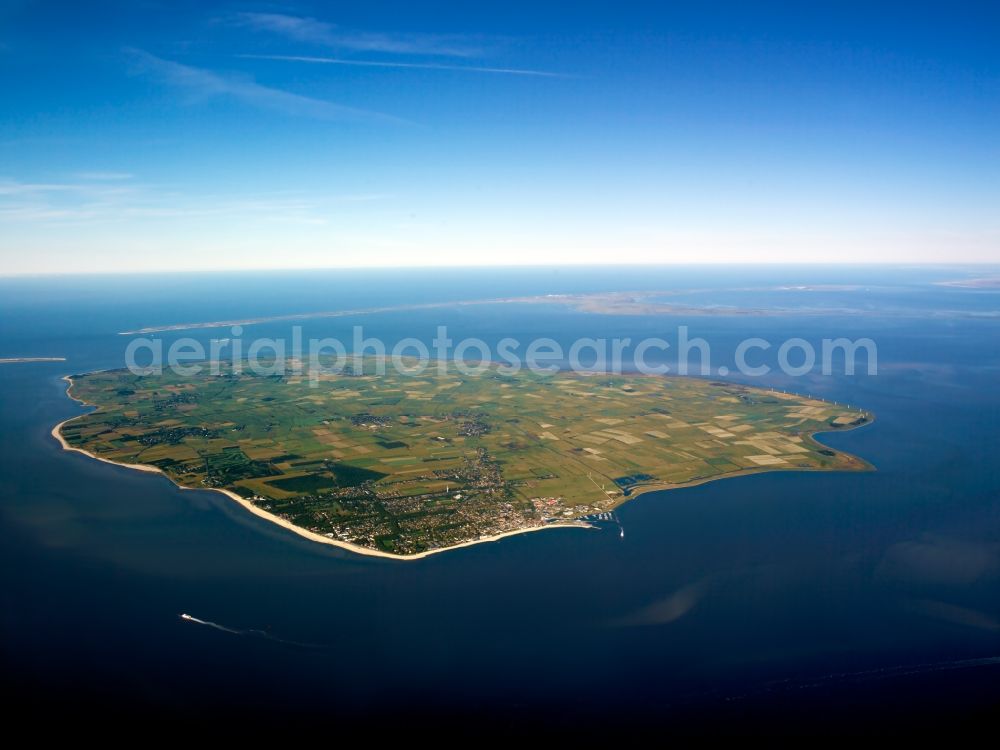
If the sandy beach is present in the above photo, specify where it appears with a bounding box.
[51,373,871,560]
[51,376,588,560]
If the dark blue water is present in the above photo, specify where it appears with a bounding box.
[1,266,998,733]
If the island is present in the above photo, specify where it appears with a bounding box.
[117,286,987,337]
[53,359,872,558]
[0,357,67,364]
[935,277,1000,289]
[112,290,873,335]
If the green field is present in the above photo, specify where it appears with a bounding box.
[59,359,872,555]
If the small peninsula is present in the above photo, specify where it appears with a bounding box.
[54,360,872,558]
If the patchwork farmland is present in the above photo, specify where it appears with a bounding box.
[59,359,872,555]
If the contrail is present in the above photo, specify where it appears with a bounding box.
[237,53,572,78]
[179,613,324,648]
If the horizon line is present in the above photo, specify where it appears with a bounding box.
[2,260,998,279]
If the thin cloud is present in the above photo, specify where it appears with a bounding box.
[0,177,138,222]
[238,53,570,79]
[0,178,134,196]
[233,12,483,58]
[0,178,131,195]
[73,171,134,181]
[0,205,103,222]
[0,180,77,195]
[0,175,389,226]
[125,48,404,124]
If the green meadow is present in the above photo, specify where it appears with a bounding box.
[61,359,871,555]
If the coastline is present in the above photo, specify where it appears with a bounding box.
[51,373,872,560]
[613,409,876,504]
[51,376,589,561]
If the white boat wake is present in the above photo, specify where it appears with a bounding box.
[179,613,242,634]
[179,613,323,648]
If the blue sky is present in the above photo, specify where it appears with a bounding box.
[1,1,997,273]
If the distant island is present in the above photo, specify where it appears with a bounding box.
[115,292,719,335]
[936,277,1000,289]
[53,359,872,558]
[118,286,995,336]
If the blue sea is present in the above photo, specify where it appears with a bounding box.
[1,265,998,733]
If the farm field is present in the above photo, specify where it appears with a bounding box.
[58,359,872,556]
